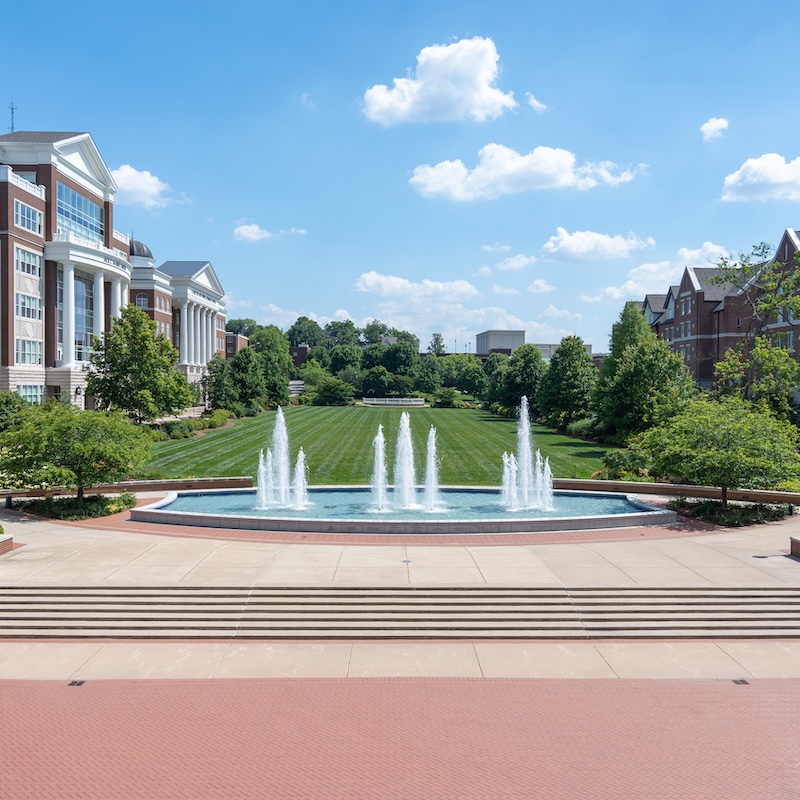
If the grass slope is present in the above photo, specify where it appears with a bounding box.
[147,406,608,485]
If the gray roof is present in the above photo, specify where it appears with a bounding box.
[0,131,86,143]
[130,240,153,259]
[692,266,739,302]
[643,293,667,311]
[157,261,211,277]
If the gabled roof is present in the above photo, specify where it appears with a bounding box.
[0,131,85,143]
[157,260,225,297]
[691,266,738,302]
[643,293,667,311]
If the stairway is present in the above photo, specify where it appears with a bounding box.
[1,586,800,639]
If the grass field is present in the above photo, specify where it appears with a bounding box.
[147,407,608,485]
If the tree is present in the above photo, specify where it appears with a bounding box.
[361,343,386,370]
[314,376,354,406]
[362,319,389,345]
[87,305,193,422]
[414,355,442,394]
[362,366,393,397]
[225,318,259,338]
[329,344,362,374]
[481,353,509,405]
[709,243,800,340]
[299,358,328,389]
[202,354,237,410]
[286,316,326,347]
[456,358,486,396]
[250,325,291,405]
[714,336,800,421]
[383,341,419,376]
[0,391,28,432]
[598,335,695,439]
[0,404,153,503]
[428,333,446,355]
[537,336,597,429]
[501,344,547,412]
[638,396,800,507]
[592,301,652,419]
[229,347,265,406]
[324,320,360,347]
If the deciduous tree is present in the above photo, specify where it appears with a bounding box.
[537,336,596,429]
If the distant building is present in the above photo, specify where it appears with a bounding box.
[533,342,592,361]
[226,333,249,360]
[289,343,310,367]
[476,330,525,357]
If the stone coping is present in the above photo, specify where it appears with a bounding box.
[131,487,677,535]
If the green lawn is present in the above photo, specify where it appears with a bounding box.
[147,406,608,485]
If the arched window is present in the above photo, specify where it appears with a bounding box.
[135,293,148,309]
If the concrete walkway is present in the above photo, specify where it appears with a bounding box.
[1,502,800,679]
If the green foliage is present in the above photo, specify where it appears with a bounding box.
[565,416,598,439]
[428,332,446,355]
[433,387,463,408]
[638,396,800,506]
[324,320,360,347]
[230,346,265,406]
[537,336,597,429]
[668,498,789,527]
[299,358,328,389]
[414,355,442,394]
[1,405,153,502]
[596,334,695,439]
[313,376,355,405]
[329,344,362,373]
[481,353,509,405]
[336,365,363,393]
[598,448,652,480]
[501,344,547,411]
[362,365,394,397]
[87,305,193,423]
[225,318,260,338]
[361,343,386,370]
[383,340,420,375]
[286,316,326,347]
[714,336,800,421]
[249,325,291,405]
[17,492,137,520]
[0,391,28,432]
[203,354,237,410]
[361,319,390,344]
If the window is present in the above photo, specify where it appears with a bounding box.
[17,385,44,404]
[15,248,42,277]
[687,297,692,314]
[15,293,42,320]
[56,182,104,243]
[788,331,795,351]
[135,293,148,309]
[15,339,42,365]
[14,200,43,235]
[16,171,37,184]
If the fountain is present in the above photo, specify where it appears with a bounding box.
[134,403,677,534]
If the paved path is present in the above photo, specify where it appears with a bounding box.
[2,505,800,798]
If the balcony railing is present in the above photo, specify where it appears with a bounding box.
[49,232,131,271]
[112,229,130,245]
[0,165,46,200]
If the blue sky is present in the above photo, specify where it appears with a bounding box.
[7,0,800,352]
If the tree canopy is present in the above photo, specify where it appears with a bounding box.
[87,305,193,422]
[637,396,800,506]
[0,404,153,502]
[537,336,596,429]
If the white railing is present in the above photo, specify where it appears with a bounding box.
[0,166,46,200]
[49,232,131,271]
[362,397,425,406]
[112,229,130,245]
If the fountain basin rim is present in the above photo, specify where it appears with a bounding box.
[131,487,677,536]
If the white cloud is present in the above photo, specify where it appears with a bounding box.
[581,241,729,302]
[541,227,655,260]
[527,279,555,294]
[495,253,536,271]
[410,143,643,200]
[700,117,729,142]
[363,37,517,126]
[475,265,493,277]
[234,223,273,242]
[301,92,314,109]
[492,284,519,295]
[722,153,800,201]
[526,92,547,112]
[481,242,511,252]
[354,271,478,300]
[222,292,253,311]
[233,224,307,242]
[111,164,171,209]
[541,304,582,321]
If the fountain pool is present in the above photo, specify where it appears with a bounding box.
[130,400,677,535]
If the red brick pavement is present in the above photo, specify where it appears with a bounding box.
[3,678,799,799]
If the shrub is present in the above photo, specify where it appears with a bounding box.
[17,492,137,520]
[669,498,789,527]
[566,416,597,439]
[160,420,195,439]
[433,388,463,408]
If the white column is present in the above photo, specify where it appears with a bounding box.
[93,270,105,340]
[179,303,188,364]
[63,262,75,367]
[122,282,129,308]
[193,304,201,364]
[198,308,206,365]
[211,313,218,356]
[111,278,122,318]
[187,303,195,364]
[203,308,211,364]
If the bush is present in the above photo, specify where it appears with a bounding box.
[669,498,789,527]
[566,416,597,439]
[433,388,463,408]
[204,410,230,428]
[160,420,195,439]
[17,492,137,520]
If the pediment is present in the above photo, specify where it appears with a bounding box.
[192,262,225,297]
[55,134,116,192]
